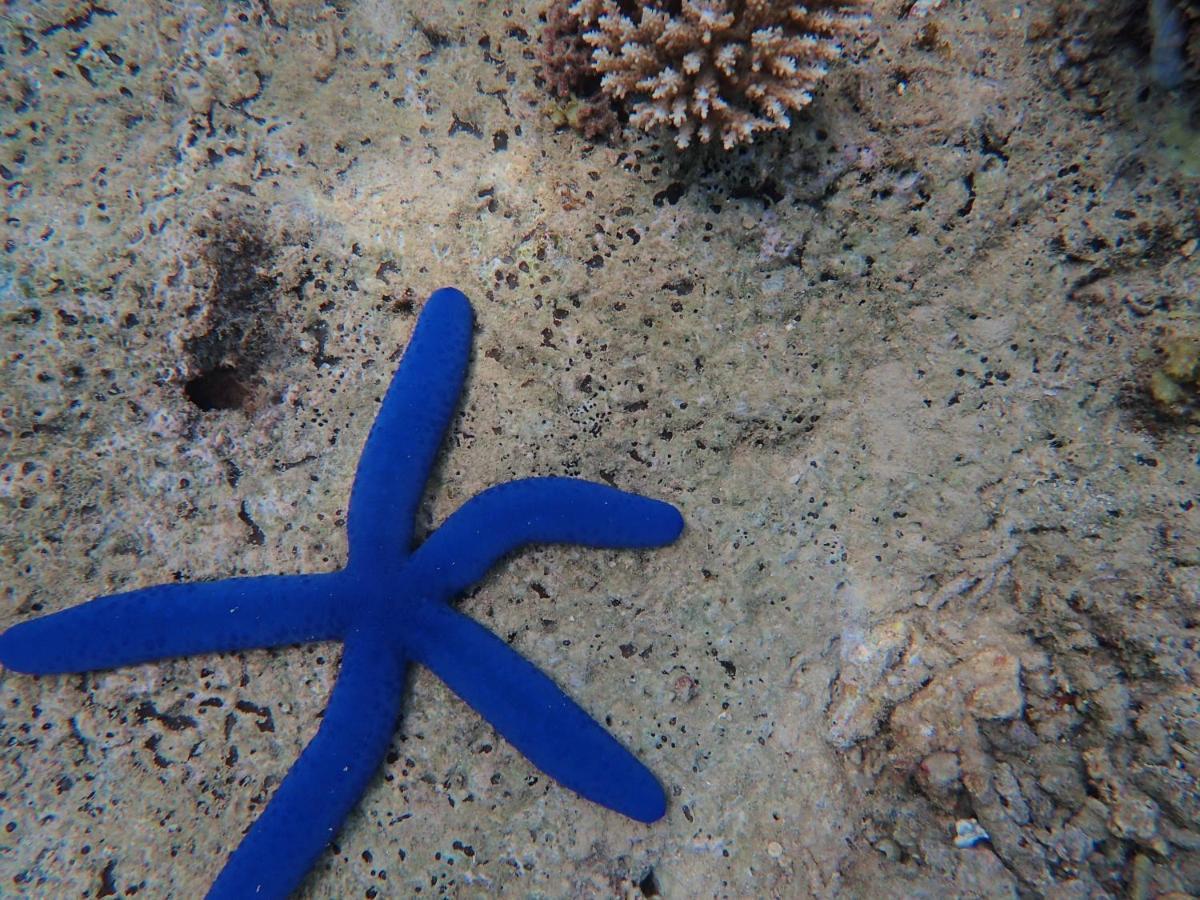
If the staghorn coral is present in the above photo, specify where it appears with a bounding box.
[570,0,870,149]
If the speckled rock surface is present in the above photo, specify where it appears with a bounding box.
[1,1,1197,897]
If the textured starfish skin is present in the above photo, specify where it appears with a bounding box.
[0,287,684,899]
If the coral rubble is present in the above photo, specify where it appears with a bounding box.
[569,0,870,149]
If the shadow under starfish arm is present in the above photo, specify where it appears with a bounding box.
[0,572,346,675]
[408,600,667,823]
[206,632,408,900]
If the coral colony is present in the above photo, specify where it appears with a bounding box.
[569,0,871,148]
[0,288,684,899]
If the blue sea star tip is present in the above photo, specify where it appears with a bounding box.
[0,287,684,899]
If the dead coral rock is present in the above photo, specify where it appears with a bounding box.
[1132,684,1200,831]
[544,94,621,140]
[1043,1,1143,115]
[953,846,1020,898]
[914,751,963,812]
[1150,336,1200,421]
[571,0,871,149]
[963,650,1025,721]
[888,649,1026,763]
[539,0,597,97]
[1082,747,1168,854]
[1154,0,1200,87]
[1190,1,1200,75]
[538,1,620,139]
[883,647,1057,889]
[824,619,937,749]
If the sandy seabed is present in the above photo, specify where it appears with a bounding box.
[0,1,1197,897]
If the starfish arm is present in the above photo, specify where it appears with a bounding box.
[0,573,345,675]
[346,287,474,564]
[410,478,684,599]
[206,632,408,900]
[409,601,666,823]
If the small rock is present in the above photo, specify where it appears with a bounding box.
[963,651,1024,720]
[992,762,1030,825]
[916,751,962,809]
[1068,798,1112,842]
[1048,824,1094,864]
[1043,880,1096,900]
[953,846,1019,898]
[1111,791,1165,853]
[874,837,901,862]
[953,818,990,848]
[1133,762,1200,826]
[670,672,699,703]
[1039,758,1088,807]
[1093,679,1130,736]
[1129,854,1153,900]
[1161,819,1200,851]
[825,621,914,748]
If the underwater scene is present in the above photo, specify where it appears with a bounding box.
[0,1,1197,897]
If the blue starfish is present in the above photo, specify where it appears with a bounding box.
[0,287,683,899]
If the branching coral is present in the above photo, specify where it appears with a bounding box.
[569,0,871,149]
